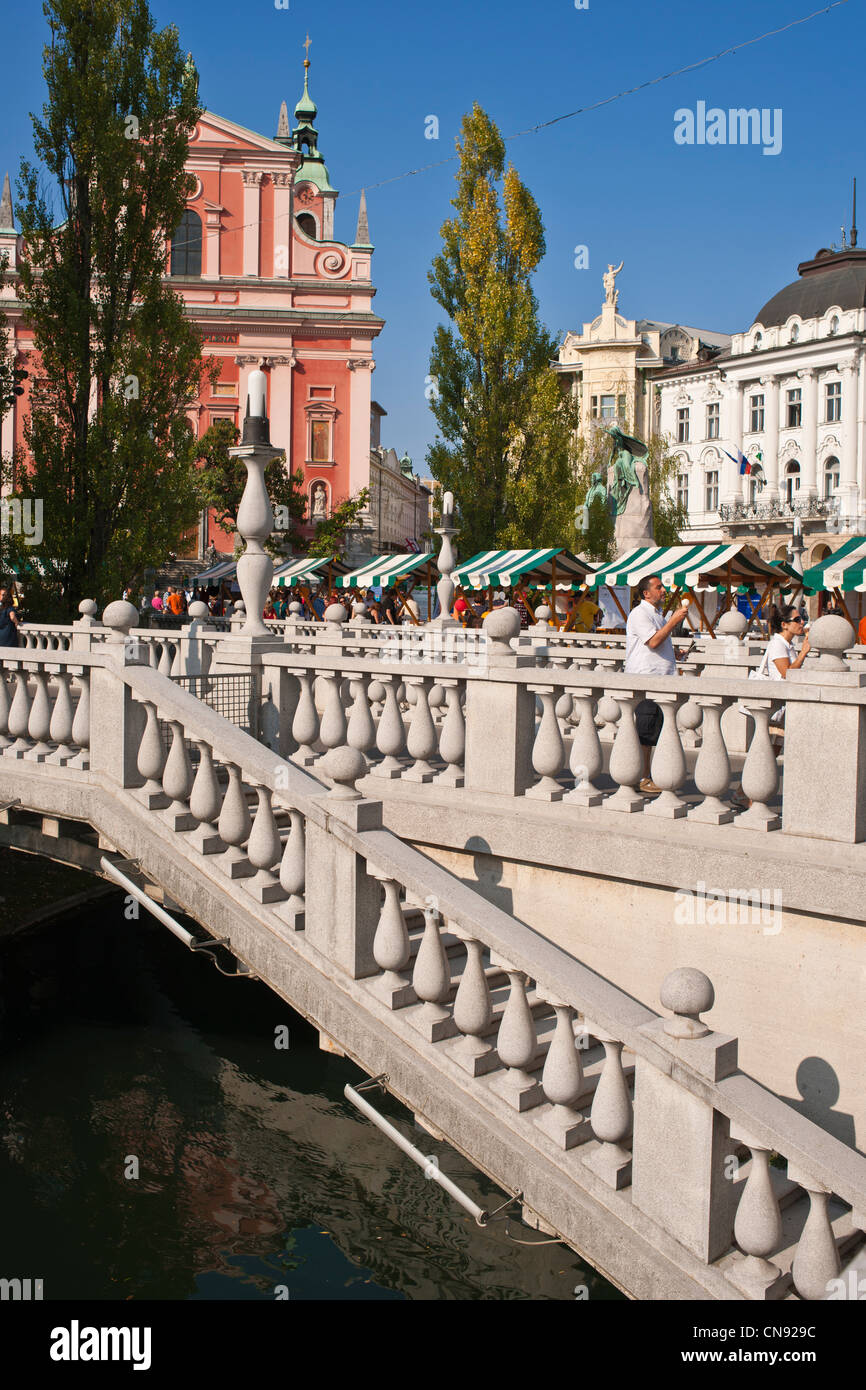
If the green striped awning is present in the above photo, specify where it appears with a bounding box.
[271,556,350,588]
[196,559,237,585]
[802,537,866,593]
[450,548,591,590]
[585,543,795,590]
[335,552,435,589]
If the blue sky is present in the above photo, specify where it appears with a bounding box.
[2,0,864,475]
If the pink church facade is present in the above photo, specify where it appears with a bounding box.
[0,56,383,560]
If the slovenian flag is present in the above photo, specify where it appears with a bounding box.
[723,448,751,475]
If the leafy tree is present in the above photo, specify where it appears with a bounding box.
[0,253,16,422]
[644,433,689,548]
[14,0,210,615]
[426,104,578,556]
[194,417,307,557]
[307,488,370,559]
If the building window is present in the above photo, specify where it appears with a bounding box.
[824,457,840,497]
[676,472,689,512]
[590,395,598,419]
[826,380,841,422]
[169,209,202,276]
[748,465,765,504]
[706,401,720,439]
[704,470,719,512]
[600,394,616,420]
[676,407,690,443]
[296,212,317,239]
[617,393,627,420]
[785,460,800,503]
[749,394,764,432]
[786,388,802,428]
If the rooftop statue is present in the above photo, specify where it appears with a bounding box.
[603,260,624,309]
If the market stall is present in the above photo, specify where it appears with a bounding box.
[802,537,866,629]
[335,552,438,623]
[584,542,800,635]
[449,547,593,628]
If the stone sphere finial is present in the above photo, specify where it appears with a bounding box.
[288,601,302,616]
[78,599,98,618]
[102,599,139,638]
[188,600,209,620]
[717,609,747,638]
[660,967,715,1039]
[483,607,521,646]
[321,745,366,800]
[325,602,347,625]
[808,614,855,670]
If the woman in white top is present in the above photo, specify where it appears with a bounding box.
[766,604,810,678]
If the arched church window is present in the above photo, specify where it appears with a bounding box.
[296,213,317,239]
[169,208,202,276]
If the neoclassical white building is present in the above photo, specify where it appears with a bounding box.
[656,244,866,566]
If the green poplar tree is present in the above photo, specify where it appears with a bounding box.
[194,418,307,557]
[426,105,578,557]
[15,0,211,615]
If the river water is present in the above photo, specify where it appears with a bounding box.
[0,895,619,1301]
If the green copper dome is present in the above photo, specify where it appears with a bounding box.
[291,58,336,195]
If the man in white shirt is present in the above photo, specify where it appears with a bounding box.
[624,574,690,792]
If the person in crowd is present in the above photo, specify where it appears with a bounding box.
[272,590,287,620]
[624,574,690,795]
[166,586,187,623]
[379,586,399,625]
[512,591,532,628]
[480,591,508,619]
[151,589,164,614]
[364,588,381,623]
[0,585,20,647]
[572,592,601,633]
[403,594,421,624]
[452,586,478,626]
[310,587,326,620]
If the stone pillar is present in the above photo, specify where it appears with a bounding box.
[799,367,819,499]
[761,376,780,498]
[347,358,375,496]
[203,204,221,281]
[241,171,262,276]
[839,358,859,525]
[631,969,738,1263]
[304,748,383,978]
[723,381,743,506]
[784,615,866,842]
[88,601,145,789]
[463,610,536,796]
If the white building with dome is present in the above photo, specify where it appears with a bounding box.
[655,242,866,568]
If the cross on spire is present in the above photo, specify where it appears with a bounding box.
[303,34,312,64]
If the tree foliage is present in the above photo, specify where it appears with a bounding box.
[426,105,578,557]
[307,488,370,559]
[14,0,210,615]
[194,417,307,556]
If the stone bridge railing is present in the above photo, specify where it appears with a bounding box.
[1,605,865,1299]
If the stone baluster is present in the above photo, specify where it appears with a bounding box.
[435,680,465,787]
[290,670,320,766]
[371,673,406,778]
[537,1001,592,1148]
[737,700,781,830]
[136,700,169,808]
[346,674,376,765]
[403,677,437,782]
[148,642,160,670]
[6,668,32,758]
[46,670,76,765]
[24,665,53,762]
[161,721,195,829]
[67,671,91,769]
[788,1170,841,1300]
[605,693,644,813]
[317,668,347,766]
[644,692,688,819]
[274,809,305,931]
[368,874,414,1008]
[564,690,604,806]
[157,641,173,677]
[170,640,183,677]
[447,931,498,1076]
[688,695,734,824]
[0,669,11,750]
[526,687,565,800]
[245,785,286,903]
[187,740,224,854]
[489,963,543,1110]
[216,762,254,878]
[409,905,456,1042]
[727,1127,784,1298]
[584,1029,633,1189]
